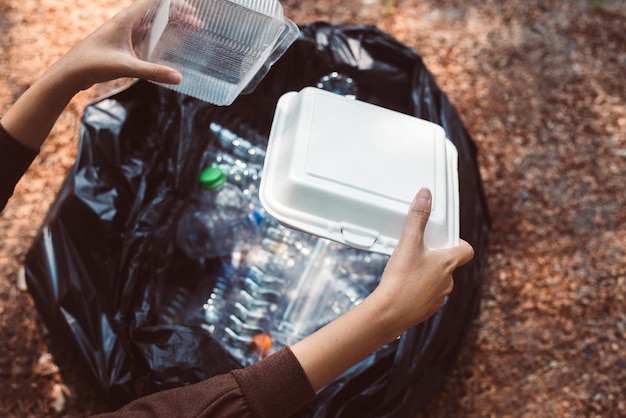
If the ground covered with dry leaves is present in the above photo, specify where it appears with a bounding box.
[1,0,625,416]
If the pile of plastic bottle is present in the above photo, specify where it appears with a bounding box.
[175,119,388,366]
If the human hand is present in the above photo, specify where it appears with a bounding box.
[371,188,474,338]
[291,188,474,391]
[47,0,183,93]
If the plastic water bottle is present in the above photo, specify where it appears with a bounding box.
[203,263,238,333]
[209,122,267,164]
[316,71,359,99]
[271,239,335,347]
[176,166,258,260]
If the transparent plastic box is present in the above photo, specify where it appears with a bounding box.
[133,0,299,105]
[260,87,460,255]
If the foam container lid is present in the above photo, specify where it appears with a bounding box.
[260,87,459,255]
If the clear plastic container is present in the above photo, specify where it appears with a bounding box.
[260,87,460,254]
[133,0,300,105]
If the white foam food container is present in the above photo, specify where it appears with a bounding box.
[259,87,459,255]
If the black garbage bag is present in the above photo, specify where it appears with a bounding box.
[25,22,490,416]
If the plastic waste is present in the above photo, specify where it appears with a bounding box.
[316,71,359,99]
[133,0,300,105]
[185,148,384,367]
[176,166,258,259]
[210,229,383,367]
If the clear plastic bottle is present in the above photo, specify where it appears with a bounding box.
[209,122,267,164]
[316,71,359,99]
[176,166,258,260]
[203,263,238,333]
[271,239,335,347]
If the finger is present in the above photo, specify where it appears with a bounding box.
[112,0,150,26]
[397,188,432,249]
[125,0,158,18]
[132,61,182,84]
[450,239,474,267]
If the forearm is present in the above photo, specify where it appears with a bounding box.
[290,290,400,392]
[0,0,181,151]
[0,65,79,151]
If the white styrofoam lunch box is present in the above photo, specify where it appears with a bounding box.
[259,87,459,255]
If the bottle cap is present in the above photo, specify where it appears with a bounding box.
[199,167,226,190]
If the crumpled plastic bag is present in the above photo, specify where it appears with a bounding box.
[25,22,490,416]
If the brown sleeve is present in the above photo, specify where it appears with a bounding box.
[92,347,315,418]
[91,373,251,418]
[232,346,316,418]
[0,122,39,213]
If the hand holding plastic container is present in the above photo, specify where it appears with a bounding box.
[133,0,300,105]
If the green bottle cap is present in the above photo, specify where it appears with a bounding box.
[199,167,226,190]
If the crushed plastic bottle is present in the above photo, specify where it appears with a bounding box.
[316,71,359,99]
[271,239,336,347]
[176,166,259,260]
[210,122,267,164]
[203,263,238,333]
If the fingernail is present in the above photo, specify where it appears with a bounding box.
[167,72,182,84]
[415,188,431,202]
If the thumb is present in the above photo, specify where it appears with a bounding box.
[131,60,182,85]
[397,188,432,250]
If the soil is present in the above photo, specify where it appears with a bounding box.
[1,0,625,417]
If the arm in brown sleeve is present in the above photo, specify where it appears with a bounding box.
[0,123,39,213]
[92,347,315,418]
[232,346,315,418]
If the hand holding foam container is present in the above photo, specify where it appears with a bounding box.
[133,0,299,105]
[260,87,460,255]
